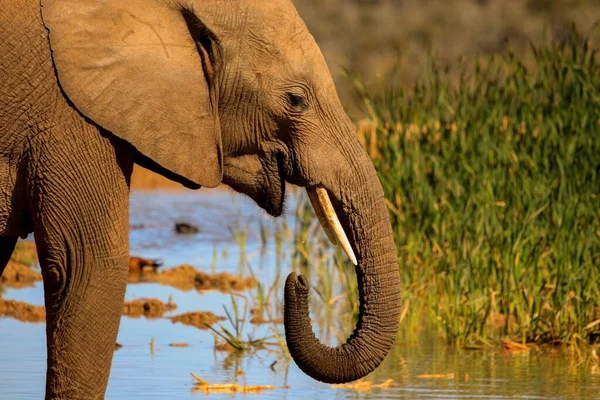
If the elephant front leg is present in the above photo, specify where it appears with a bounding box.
[0,236,18,276]
[29,130,133,399]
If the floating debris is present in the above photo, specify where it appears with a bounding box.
[416,373,455,379]
[0,299,45,323]
[122,298,177,319]
[175,222,199,234]
[169,343,189,348]
[190,373,275,394]
[331,379,394,390]
[169,311,225,330]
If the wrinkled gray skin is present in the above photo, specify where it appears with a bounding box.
[0,0,401,398]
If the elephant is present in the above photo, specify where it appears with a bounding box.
[0,0,402,398]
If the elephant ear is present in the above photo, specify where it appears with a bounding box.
[41,0,222,188]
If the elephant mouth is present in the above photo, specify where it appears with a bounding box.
[222,152,286,217]
[260,152,286,217]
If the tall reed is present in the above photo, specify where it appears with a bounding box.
[352,27,600,345]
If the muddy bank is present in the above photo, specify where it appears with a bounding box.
[8,241,38,266]
[1,241,41,289]
[129,264,258,293]
[128,257,162,273]
[0,298,178,323]
[0,299,45,323]
[1,261,42,289]
[122,298,177,319]
[169,311,225,330]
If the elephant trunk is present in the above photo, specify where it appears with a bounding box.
[284,166,402,383]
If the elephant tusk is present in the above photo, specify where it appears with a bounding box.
[307,188,338,246]
[307,187,358,266]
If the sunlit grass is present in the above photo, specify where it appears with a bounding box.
[353,26,600,347]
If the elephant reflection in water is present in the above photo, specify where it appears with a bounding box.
[0,0,401,397]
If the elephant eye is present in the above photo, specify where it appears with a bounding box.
[287,93,308,111]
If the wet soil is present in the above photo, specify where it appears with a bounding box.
[128,257,163,273]
[0,297,179,322]
[0,299,45,323]
[1,241,41,289]
[169,311,225,330]
[122,298,177,319]
[1,261,42,289]
[129,264,258,293]
[8,241,38,266]
[5,241,256,294]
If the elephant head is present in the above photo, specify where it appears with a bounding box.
[42,0,402,383]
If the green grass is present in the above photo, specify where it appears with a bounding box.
[352,26,600,346]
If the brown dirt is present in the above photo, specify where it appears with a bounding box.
[0,297,178,323]
[1,261,42,289]
[9,241,38,266]
[1,241,41,289]
[122,298,177,319]
[128,256,162,273]
[0,299,45,323]
[169,311,225,330]
[195,271,258,292]
[129,264,258,293]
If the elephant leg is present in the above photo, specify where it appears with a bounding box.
[28,127,133,399]
[0,236,18,276]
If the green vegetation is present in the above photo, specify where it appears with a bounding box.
[353,27,600,346]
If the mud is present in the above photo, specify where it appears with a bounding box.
[169,311,225,330]
[1,261,42,289]
[0,299,45,323]
[1,241,41,289]
[129,264,258,293]
[8,241,38,266]
[128,257,163,273]
[122,298,177,319]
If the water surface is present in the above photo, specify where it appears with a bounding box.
[1,190,598,399]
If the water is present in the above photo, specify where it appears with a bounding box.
[1,190,598,399]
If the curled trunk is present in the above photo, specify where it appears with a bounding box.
[284,172,402,383]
